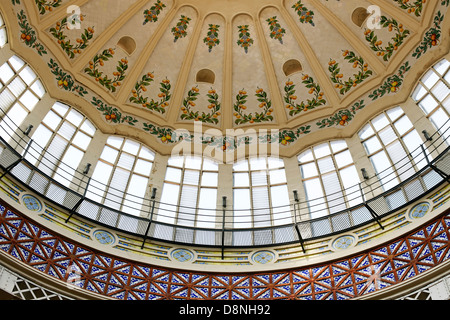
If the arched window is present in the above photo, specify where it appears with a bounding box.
[25,102,96,187]
[232,157,291,229]
[0,56,45,142]
[412,58,450,142]
[86,136,155,216]
[158,156,218,229]
[0,13,7,48]
[359,106,427,191]
[298,140,362,220]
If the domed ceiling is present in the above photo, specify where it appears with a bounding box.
[2,0,449,158]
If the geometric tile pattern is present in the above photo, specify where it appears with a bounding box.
[0,199,449,300]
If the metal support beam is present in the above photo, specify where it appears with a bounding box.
[364,203,384,230]
[221,196,227,260]
[293,191,306,253]
[141,188,157,249]
[65,177,91,224]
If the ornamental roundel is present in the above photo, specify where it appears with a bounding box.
[93,230,116,245]
[252,250,275,264]
[171,249,194,262]
[332,235,356,250]
[21,195,42,212]
[409,202,431,220]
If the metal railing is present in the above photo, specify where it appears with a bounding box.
[0,111,449,251]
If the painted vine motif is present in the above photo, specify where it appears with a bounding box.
[364,17,410,62]
[35,0,63,15]
[172,15,191,42]
[412,11,444,59]
[180,87,221,124]
[369,61,410,100]
[263,126,312,146]
[130,73,171,114]
[266,17,286,44]
[84,48,128,93]
[92,97,138,126]
[292,1,315,26]
[143,0,166,24]
[49,16,95,59]
[392,0,424,16]
[234,88,273,125]
[204,24,220,52]
[328,50,373,95]
[17,10,47,56]
[237,25,253,53]
[143,123,190,144]
[316,100,365,128]
[48,59,88,96]
[284,75,326,116]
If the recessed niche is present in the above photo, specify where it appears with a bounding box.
[283,59,302,77]
[352,7,370,28]
[196,69,215,84]
[117,36,136,55]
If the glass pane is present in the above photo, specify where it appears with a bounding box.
[363,136,382,154]
[106,136,124,149]
[249,157,267,171]
[359,124,374,140]
[8,56,24,72]
[334,150,353,168]
[411,84,427,102]
[330,140,347,153]
[372,113,389,131]
[8,77,26,98]
[52,102,69,117]
[233,172,249,187]
[434,59,450,75]
[168,156,184,168]
[185,156,202,170]
[122,139,140,155]
[418,94,438,114]
[269,169,287,184]
[72,131,92,150]
[394,115,413,136]
[183,169,200,185]
[313,143,331,158]
[117,152,136,170]
[298,149,314,163]
[19,66,36,85]
[19,90,39,111]
[379,126,397,146]
[66,109,84,127]
[57,121,76,141]
[300,162,318,179]
[80,120,96,136]
[0,29,6,47]
[251,170,268,186]
[100,146,119,163]
[422,69,439,89]
[386,106,404,122]
[0,63,14,83]
[30,80,45,98]
[134,159,152,177]
[165,167,182,183]
[317,156,335,174]
[201,172,218,187]
[268,157,284,169]
[202,158,218,171]
[431,81,449,102]
[233,159,248,171]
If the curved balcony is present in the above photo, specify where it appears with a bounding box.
[0,112,449,252]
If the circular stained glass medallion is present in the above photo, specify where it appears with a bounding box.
[171,249,194,262]
[22,195,42,212]
[93,230,116,245]
[332,235,355,250]
[252,251,275,264]
[409,202,430,219]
